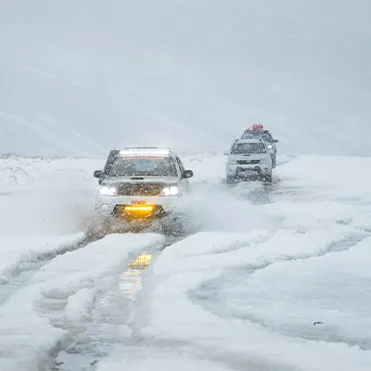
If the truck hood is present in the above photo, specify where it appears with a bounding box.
[102,176,179,186]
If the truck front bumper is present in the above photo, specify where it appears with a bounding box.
[95,195,180,220]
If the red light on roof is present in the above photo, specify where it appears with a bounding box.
[250,124,264,131]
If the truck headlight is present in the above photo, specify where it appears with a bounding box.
[99,186,118,196]
[160,186,179,196]
[228,159,238,165]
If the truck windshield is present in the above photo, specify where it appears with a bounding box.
[109,156,178,177]
[231,143,266,154]
[242,130,273,142]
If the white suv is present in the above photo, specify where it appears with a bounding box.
[93,147,193,226]
[240,128,278,168]
[226,139,273,183]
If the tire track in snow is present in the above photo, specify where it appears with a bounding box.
[190,230,371,350]
[0,232,169,371]
[48,234,185,371]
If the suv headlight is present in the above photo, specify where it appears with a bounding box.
[160,186,179,196]
[228,159,238,165]
[99,186,118,196]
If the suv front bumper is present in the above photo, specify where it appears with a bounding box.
[226,164,271,177]
[95,194,181,219]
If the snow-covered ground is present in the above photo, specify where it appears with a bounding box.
[1,152,371,371]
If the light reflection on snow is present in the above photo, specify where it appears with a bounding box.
[119,270,143,301]
[119,253,153,301]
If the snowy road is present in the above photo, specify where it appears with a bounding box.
[1,153,371,371]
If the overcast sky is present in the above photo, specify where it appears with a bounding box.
[1,0,370,157]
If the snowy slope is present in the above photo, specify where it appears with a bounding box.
[1,0,371,157]
[1,152,371,371]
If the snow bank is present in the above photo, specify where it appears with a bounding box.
[0,233,165,371]
[63,287,96,327]
[0,233,85,278]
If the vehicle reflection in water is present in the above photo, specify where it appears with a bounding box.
[119,254,153,301]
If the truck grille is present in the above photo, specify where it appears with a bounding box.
[117,183,164,196]
[236,160,260,165]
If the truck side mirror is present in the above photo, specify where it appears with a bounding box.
[183,170,193,179]
[94,170,103,178]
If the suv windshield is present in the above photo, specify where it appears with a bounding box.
[109,156,178,177]
[242,130,273,142]
[231,143,266,154]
